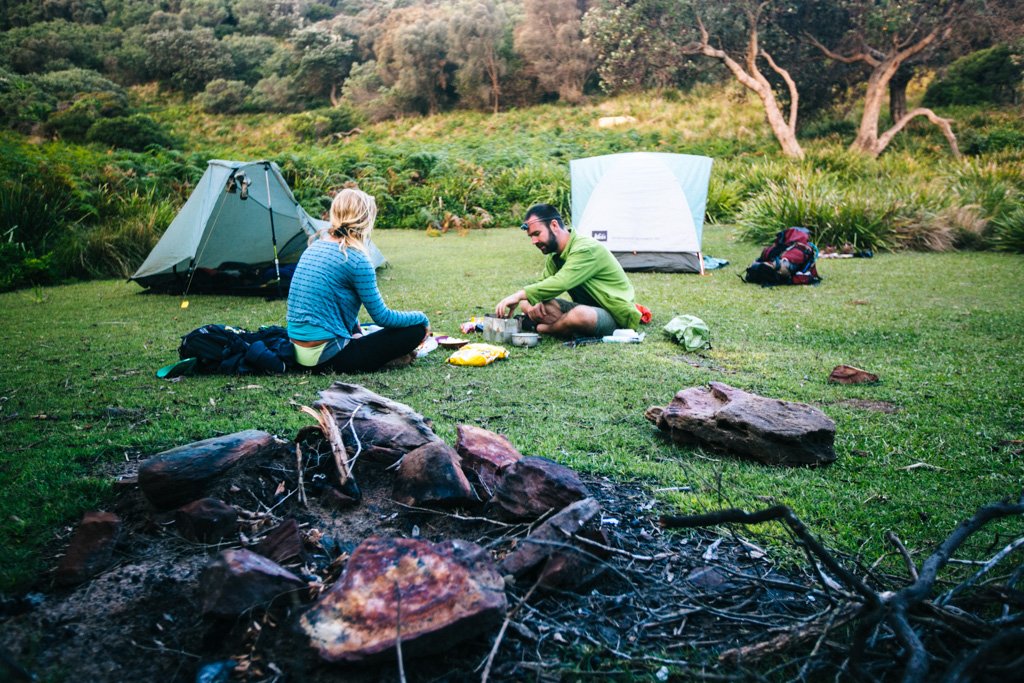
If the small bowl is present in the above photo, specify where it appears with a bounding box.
[436,335,470,349]
[511,332,539,348]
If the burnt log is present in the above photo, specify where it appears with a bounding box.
[489,456,591,521]
[54,511,123,586]
[455,425,522,496]
[138,430,283,510]
[300,536,506,662]
[313,383,440,467]
[646,382,836,466]
[392,442,478,507]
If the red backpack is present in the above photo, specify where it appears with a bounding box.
[743,227,821,286]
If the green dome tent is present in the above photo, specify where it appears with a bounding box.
[130,159,386,295]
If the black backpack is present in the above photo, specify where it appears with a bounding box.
[743,227,822,286]
[178,324,295,374]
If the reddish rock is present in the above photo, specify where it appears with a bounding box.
[392,442,477,507]
[200,548,306,617]
[646,382,836,466]
[174,498,237,543]
[314,383,441,467]
[828,364,880,384]
[138,430,283,510]
[455,425,522,495]
[254,519,304,565]
[489,457,591,521]
[54,511,123,586]
[300,536,506,663]
[499,498,608,590]
[536,527,610,591]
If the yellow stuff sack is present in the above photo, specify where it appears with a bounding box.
[447,343,509,367]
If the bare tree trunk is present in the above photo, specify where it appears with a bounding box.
[691,15,804,159]
[889,66,913,122]
[806,22,961,159]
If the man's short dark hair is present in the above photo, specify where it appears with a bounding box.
[524,204,563,227]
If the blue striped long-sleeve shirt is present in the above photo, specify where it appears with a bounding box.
[287,239,429,342]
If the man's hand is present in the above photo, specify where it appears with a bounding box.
[495,290,526,318]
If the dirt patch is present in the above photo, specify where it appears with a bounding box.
[832,399,900,413]
[0,441,826,682]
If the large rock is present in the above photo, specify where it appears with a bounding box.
[489,456,591,521]
[499,498,607,591]
[314,383,441,467]
[455,425,522,495]
[200,549,306,617]
[392,442,477,507]
[300,536,506,663]
[138,430,283,510]
[54,511,123,586]
[646,382,836,466]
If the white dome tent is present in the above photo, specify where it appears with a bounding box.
[570,152,717,273]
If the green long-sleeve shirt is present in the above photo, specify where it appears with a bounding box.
[523,231,641,329]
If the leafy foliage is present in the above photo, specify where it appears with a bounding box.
[923,44,1024,107]
[86,114,177,151]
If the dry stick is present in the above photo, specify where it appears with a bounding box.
[936,536,1024,607]
[885,531,918,581]
[394,581,406,683]
[660,506,879,606]
[480,578,541,683]
[572,530,676,562]
[299,405,350,486]
[718,604,860,665]
[342,404,364,469]
[294,443,307,506]
[393,502,519,528]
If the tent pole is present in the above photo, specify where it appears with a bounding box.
[263,162,283,298]
[698,251,706,276]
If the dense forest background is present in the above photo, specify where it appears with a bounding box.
[1,0,1022,290]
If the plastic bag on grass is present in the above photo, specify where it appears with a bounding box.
[663,315,711,351]
[447,343,509,367]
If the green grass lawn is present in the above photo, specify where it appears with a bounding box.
[1,225,1022,591]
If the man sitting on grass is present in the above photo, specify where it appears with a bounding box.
[495,203,641,339]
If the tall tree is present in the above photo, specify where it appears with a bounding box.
[448,0,509,113]
[684,1,804,159]
[514,0,594,103]
[374,4,456,115]
[582,0,697,93]
[803,0,965,158]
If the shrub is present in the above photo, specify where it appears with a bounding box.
[54,190,177,279]
[30,68,125,103]
[196,79,250,114]
[287,106,362,141]
[704,175,744,224]
[0,242,57,292]
[0,68,55,131]
[961,127,1024,156]
[46,91,129,142]
[86,114,177,151]
[0,174,79,253]
[736,172,897,250]
[250,74,301,112]
[989,205,1024,253]
[924,45,1023,107]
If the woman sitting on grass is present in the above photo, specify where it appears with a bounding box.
[287,187,429,372]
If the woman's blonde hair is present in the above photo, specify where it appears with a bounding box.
[322,187,377,253]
